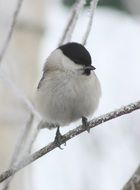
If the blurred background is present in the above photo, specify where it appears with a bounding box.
[0,0,140,190]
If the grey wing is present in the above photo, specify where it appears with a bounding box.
[37,75,43,90]
[37,70,47,90]
[37,59,49,90]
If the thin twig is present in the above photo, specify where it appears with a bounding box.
[2,115,41,190]
[82,0,99,46]
[0,0,41,119]
[0,0,40,118]
[59,0,86,46]
[10,114,34,166]
[122,165,140,190]
[0,0,40,189]
[0,100,140,183]
[2,114,34,190]
[3,119,53,189]
[0,0,23,64]
[0,70,41,119]
[24,122,40,154]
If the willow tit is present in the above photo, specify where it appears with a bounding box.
[36,42,101,142]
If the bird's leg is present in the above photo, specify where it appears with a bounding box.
[82,116,90,133]
[54,125,64,149]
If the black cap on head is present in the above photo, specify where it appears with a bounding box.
[58,42,92,67]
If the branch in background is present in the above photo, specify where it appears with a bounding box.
[59,0,85,46]
[122,165,140,190]
[2,120,61,189]
[0,70,41,119]
[0,0,40,189]
[0,100,140,183]
[0,0,23,64]
[0,0,41,119]
[2,114,34,190]
[82,0,98,46]
[2,114,41,190]
[10,115,34,164]
[0,0,41,189]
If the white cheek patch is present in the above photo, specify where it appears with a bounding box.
[61,54,82,71]
[47,49,82,72]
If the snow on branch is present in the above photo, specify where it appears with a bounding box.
[0,100,140,183]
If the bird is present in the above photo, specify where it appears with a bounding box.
[36,42,101,146]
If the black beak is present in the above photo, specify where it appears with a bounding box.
[85,65,96,70]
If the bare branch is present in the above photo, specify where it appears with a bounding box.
[0,70,41,119]
[10,114,34,165]
[24,122,40,154]
[82,0,99,46]
[0,0,41,118]
[0,0,40,189]
[59,0,86,46]
[122,165,140,190]
[2,114,34,190]
[2,115,41,190]
[0,0,23,64]
[0,100,140,183]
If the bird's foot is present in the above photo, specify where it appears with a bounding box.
[54,126,64,149]
[82,116,90,133]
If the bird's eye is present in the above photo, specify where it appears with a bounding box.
[83,68,91,75]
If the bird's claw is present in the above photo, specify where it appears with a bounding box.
[82,116,90,133]
[54,126,64,149]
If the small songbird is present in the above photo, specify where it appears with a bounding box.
[36,42,101,145]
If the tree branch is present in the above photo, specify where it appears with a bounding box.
[122,165,140,190]
[0,0,40,189]
[0,70,41,119]
[0,0,41,119]
[2,114,34,190]
[58,0,85,46]
[0,0,23,64]
[82,0,98,45]
[0,100,140,183]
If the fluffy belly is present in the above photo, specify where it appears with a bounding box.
[36,74,101,127]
